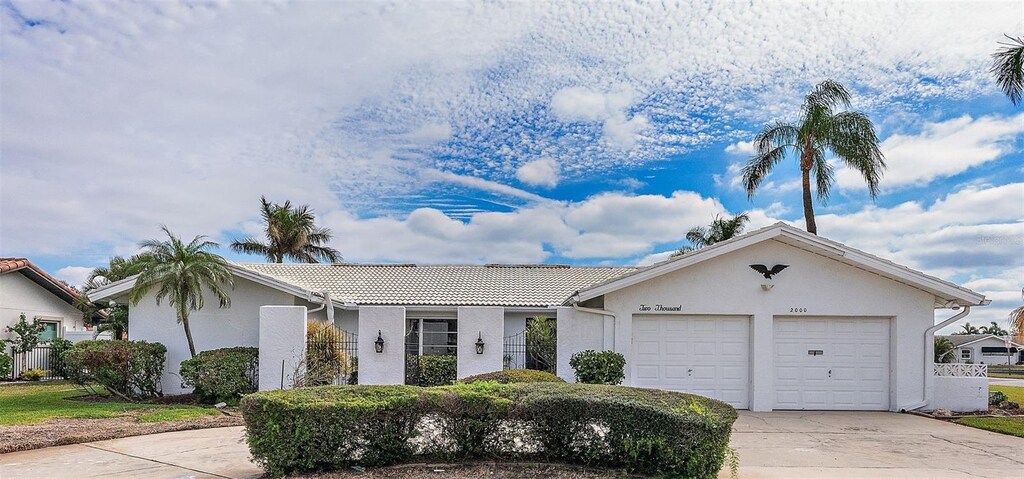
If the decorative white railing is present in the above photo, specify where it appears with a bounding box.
[933,363,987,377]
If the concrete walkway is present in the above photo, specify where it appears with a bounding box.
[989,376,1024,387]
[1,411,1023,478]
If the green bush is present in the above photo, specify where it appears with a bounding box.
[180,347,258,404]
[461,369,565,384]
[0,352,12,380]
[64,340,166,399]
[20,368,45,381]
[48,337,74,379]
[304,321,354,386]
[415,354,457,387]
[569,350,626,385]
[240,383,737,478]
[990,391,1009,405]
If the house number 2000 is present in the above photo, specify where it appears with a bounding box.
[789,307,808,313]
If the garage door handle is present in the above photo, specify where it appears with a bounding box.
[828,369,832,378]
[688,368,693,376]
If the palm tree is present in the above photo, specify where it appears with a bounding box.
[991,35,1024,106]
[231,196,341,263]
[672,213,750,256]
[129,226,234,358]
[980,321,1009,337]
[934,336,956,364]
[1011,289,1024,344]
[954,322,981,335]
[84,254,151,292]
[742,79,886,235]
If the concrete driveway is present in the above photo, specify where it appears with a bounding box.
[989,377,1024,387]
[1,411,1022,479]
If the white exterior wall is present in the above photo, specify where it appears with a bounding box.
[599,239,937,412]
[931,376,989,412]
[128,277,294,394]
[357,306,405,384]
[0,273,86,342]
[555,306,606,382]
[259,306,307,391]
[457,307,504,378]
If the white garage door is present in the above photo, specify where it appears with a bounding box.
[632,315,750,408]
[774,317,890,410]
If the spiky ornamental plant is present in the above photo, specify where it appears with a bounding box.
[231,196,341,263]
[129,226,234,358]
[991,35,1024,106]
[742,79,885,235]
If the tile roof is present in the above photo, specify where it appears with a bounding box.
[0,257,83,301]
[237,263,640,308]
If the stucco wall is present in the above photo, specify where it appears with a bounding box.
[128,276,294,394]
[357,306,405,384]
[930,376,989,412]
[0,273,85,341]
[599,239,938,411]
[555,306,605,382]
[457,307,504,378]
[259,306,307,390]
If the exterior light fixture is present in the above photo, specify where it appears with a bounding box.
[374,330,385,353]
[475,332,485,355]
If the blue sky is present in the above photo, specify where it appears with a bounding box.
[1,1,1022,328]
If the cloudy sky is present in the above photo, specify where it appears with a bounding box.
[1,1,1022,328]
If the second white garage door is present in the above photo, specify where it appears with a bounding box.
[632,315,750,408]
[774,317,890,410]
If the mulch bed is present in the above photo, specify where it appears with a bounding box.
[0,410,243,454]
[298,462,628,478]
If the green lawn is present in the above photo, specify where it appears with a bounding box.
[0,381,217,426]
[953,386,1024,438]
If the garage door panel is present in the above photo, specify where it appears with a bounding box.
[773,317,890,411]
[633,315,749,409]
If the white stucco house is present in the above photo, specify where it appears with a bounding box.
[942,334,1023,365]
[1,258,99,344]
[87,223,991,412]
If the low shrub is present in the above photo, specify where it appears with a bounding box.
[461,369,565,384]
[990,391,1009,405]
[180,347,258,404]
[569,350,626,385]
[20,368,45,381]
[64,340,166,400]
[415,354,457,387]
[0,352,11,380]
[48,337,74,379]
[240,383,737,478]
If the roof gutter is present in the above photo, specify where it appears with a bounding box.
[905,305,972,412]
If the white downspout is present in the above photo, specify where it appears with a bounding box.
[905,305,971,412]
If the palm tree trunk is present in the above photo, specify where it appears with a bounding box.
[182,314,197,358]
[801,165,817,235]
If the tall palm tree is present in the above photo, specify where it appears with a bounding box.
[84,254,151,292]
[955,322,981,335]
[980,322,1009,336]
[1011,289,1024,344]
[991,35,1024,106]
[742,79,886,235]
[672,213,750,256]
[75,254,153,339]
[129,226,234,358]
[231,196,341,263]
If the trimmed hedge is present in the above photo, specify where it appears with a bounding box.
[569,350,626,385]
[460,369,565,384]
[414,354,457,387]
[64,340,166,399]
[240,383,736,478]
[180,347,258,404]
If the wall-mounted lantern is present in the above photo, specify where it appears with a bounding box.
[374,330,385,353]
[475,332,485,355]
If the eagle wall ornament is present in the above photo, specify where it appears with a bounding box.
[749,264,789,279]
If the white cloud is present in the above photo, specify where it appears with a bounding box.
[516,158,561,188]
[725,140,755,155]
[837,114,1024,189]
[54,266,93,289]
[550,87,649,149]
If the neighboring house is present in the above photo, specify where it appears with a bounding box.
[0,258,100,344]
[942,334,1023,365]
[88,223,988,412]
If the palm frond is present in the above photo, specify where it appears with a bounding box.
[826,111,886,198]
[804,78,852,112]
[991,35,1024,106]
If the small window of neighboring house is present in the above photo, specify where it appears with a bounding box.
[35,318,61,343]
[960,349,972,361]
